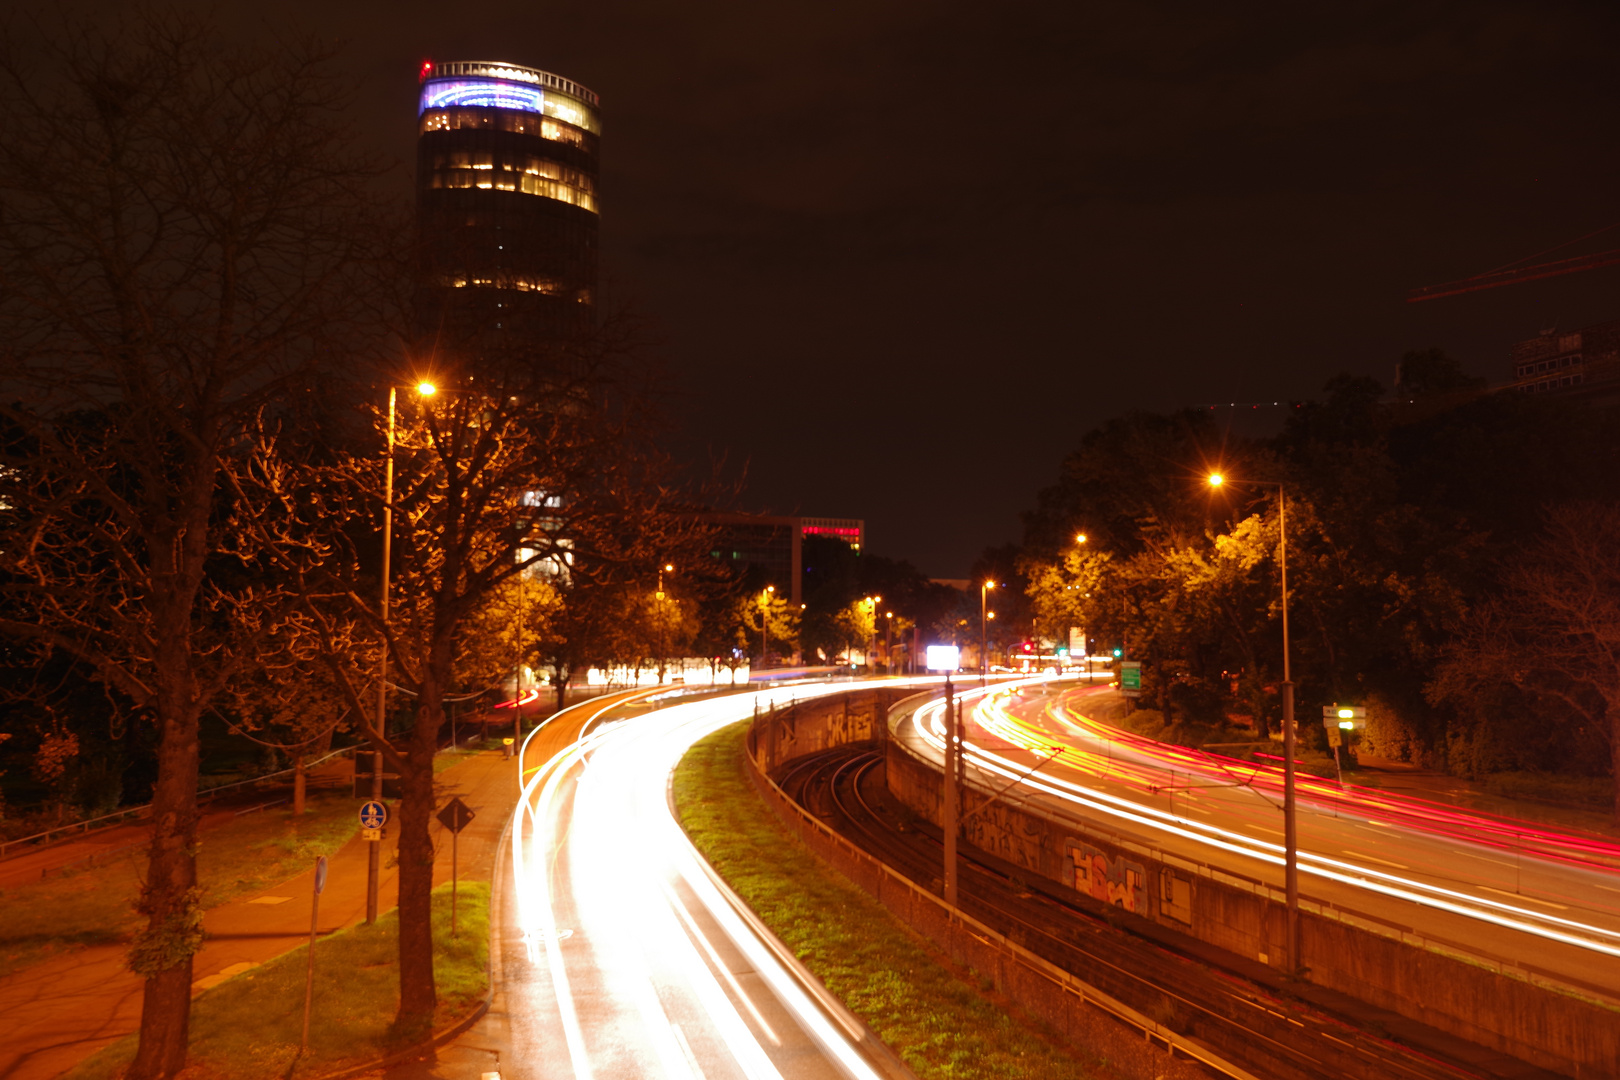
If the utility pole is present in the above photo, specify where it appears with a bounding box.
[1279,486,1299,976]
[942,676,957,906]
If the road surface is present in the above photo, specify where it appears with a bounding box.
[894,679,1620,999]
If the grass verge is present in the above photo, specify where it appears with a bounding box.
[66,881,489,1080]
[674,721,1112,1080]
[0,793,359,979]
[1480,771,1615,812]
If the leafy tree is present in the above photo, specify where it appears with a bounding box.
[1430,504,1620,821]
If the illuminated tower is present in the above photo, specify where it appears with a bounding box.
[415,60,600,349]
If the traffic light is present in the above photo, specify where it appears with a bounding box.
[1111,647,1123,659]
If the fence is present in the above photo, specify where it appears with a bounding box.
[0,745,354,861]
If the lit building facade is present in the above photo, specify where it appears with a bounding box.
[695,513,865,606]
[415,60,600,348]
[1506,320,1620,401]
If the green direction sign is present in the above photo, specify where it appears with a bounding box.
[1120,661,1142,696]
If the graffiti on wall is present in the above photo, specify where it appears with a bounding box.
[1068,841,1146,914]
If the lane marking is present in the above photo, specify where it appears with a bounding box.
[1449,849,1516,869]
[662,880,783,1046]
[1342,850,1409,870]
[670,1023,706,1079]
[1479,886,1569,911]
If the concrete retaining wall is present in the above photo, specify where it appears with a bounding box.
[881,705,1620,1080]
[745,691,1250,1080]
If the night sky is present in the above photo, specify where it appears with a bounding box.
[111,2,1620,573]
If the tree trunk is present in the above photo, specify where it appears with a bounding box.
[394,678,442,1034]
[127,697,202,1080]
[293,754,306,816]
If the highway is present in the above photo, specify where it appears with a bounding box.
[895,680,1620,1000]
[502,680,928,1080]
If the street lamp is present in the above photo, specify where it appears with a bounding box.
[367,380,434,924]
[884,611,894,675]
[758,585,775,670]
[1209,471,1299,976]
[980,581,995,686]
[656,563,674,685]
[860,595,881,672]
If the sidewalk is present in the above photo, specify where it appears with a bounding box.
[0,748,521,1080]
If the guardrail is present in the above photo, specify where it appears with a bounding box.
[0,745,354,861]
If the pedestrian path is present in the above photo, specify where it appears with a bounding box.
[0,748,520,1080]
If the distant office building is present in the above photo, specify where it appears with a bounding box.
[415,60,600,350]
[1506,320,1620,403]
[697,513,865,606]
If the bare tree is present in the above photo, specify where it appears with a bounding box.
[1430,503,1620,822]
[0,14,384,1077]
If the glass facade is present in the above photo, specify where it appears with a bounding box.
[426,150,597,213]
[420,107,591,151]
[415,61,600,346]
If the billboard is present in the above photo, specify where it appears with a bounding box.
[925,645,960,671]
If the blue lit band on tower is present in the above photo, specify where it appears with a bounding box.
[416,60,600,347]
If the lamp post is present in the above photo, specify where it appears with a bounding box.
[884,611,893,675]
[979,581,996,686]
[1209,472,1299,975]
[758,585,774,670]
[367,380,435,924]
[862,595,881,673]
[656,563,674,684]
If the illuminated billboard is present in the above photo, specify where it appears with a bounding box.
[421,79,545,115]
[925,645,960,672]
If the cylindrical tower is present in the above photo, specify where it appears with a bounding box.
[415,60,600,349]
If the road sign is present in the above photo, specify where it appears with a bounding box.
[314,855,328,895]
[1322,705,1367,730]
[1120,660,1142,697]
[437,797,476,834]
[359,801,388,830]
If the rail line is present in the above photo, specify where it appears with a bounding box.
[778,746,1554,1080]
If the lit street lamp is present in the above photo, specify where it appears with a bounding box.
[367,380,435,924]
[884,611,894,675]
[1209,471,1300,976]
[757,585,775,670]
[980,580,995,686]
[656,563,674,684]
[860,595,881,672]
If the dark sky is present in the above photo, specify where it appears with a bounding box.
[138,2,1620,573]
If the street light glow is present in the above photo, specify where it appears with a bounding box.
[1076,533,1088,544]
[416,381,437,397]
[1207,472,1224,487]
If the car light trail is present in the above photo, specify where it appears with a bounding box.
[906,687,1620,961]
[511,679,939,1080]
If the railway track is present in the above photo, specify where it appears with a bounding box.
[775,746,1559,1080]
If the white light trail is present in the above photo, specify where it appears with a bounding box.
[511,679,939,1080]
[909,690,1620,961]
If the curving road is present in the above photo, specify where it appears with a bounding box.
[499,680,930,1080]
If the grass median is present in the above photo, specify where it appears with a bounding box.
[0,792,359,979]
[674,722,1113,1080]
[67,880,489,1080]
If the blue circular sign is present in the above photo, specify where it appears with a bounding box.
[359,801,388,830]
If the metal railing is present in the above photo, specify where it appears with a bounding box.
[0,745,354,861]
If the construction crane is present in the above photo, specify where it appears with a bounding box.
[1407,223,1620,302]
